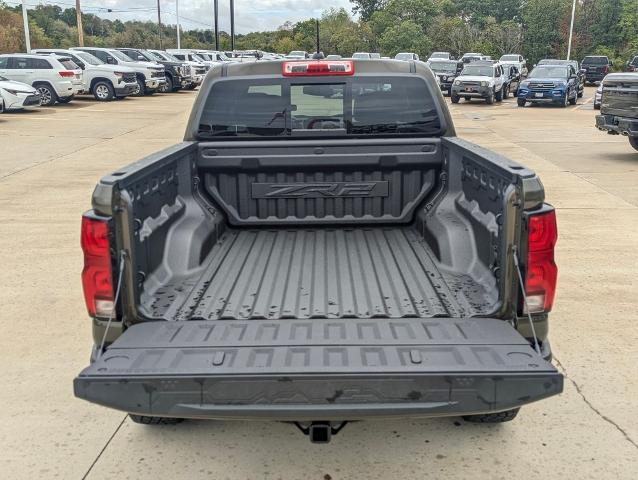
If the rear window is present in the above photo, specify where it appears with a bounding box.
[197,76,442,139]
[59,59,79,70]
[582,56,608,65]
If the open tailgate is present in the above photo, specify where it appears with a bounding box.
[75,318,562,420]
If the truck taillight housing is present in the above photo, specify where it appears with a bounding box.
[282,60,354,76]
[59,70,75,77]
[524,210,558,314]
[81,215,114,318]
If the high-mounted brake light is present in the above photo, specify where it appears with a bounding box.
[81,215,114,318]
[59,70,75,77]
[524,210,558,314]
[282,60,354,76]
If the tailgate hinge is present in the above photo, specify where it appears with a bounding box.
[512,246,541,355]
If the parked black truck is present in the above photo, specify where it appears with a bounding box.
[596,72,638,151]
[74,59,562,442]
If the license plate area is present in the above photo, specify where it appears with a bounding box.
[535,92,544,98]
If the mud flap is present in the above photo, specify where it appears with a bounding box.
[74,318,562,421]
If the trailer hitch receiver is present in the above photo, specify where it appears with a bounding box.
[293,421,349,444]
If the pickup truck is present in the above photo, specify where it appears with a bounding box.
[595,72,638,151]
[74,59,563,443]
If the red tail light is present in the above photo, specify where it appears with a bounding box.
[602,65,609,74]
[81,215,114,318]
[59,70,75,77]
[524,210,558,313]
[282,60,354,76]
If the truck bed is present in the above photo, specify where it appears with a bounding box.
[143,226,496,321]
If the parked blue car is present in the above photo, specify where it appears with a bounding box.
[517,64,579,107]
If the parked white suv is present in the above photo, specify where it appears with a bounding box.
[0,53,83,106]
[499,54,528,77]
[166,49,220,69]
[0,75,41,110]
[72,47,165,96]
[147,50,206,90]
[451,61,508,104]
[33,49,138,101]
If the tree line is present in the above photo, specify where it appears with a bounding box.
[1,1,637,67]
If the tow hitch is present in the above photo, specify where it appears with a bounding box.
[293,421,349,443]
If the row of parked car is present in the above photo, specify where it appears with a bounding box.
[0,47,267,112]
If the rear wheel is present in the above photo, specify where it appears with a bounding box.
[93,81,114,101]
[517,98,526,107]
[34,83,57,106]
[463,408,520,423]
[629,136,638,152]
[502,85,509,99]
[495,87,503,102]
[128,414,184,425]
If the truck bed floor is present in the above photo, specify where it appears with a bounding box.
[145,227,495,321]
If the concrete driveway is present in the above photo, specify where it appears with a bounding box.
[1,87,636,479]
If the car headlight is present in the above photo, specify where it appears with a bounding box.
[113,71,125,77]
[480,81,487,87]
[454,80,461,86]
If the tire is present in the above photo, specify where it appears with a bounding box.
[517,98,526,107]
[485,92,494,105]
[451,94,460,104]
[185,83,197,90]
[93,81,114,101]
[503,85,509,99]
[463,408,520,423]
[559,94,568,108]
[594,102,601,110]
[577,87,584,98]
[133,77,145,97]
[57,95,74,104]
[145,88,156,96]
[629,136,638,152]
[128,414,184,425]
[34,83,57,106]
[159,75,173,93]
[495,87,503,102]
[569,93,577,105]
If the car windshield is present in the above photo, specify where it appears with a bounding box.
[630,57,638,66]
[198,76,442,139]
[430,61,457,72]
[395,53,413,60]
[582,57,608,65]
[111,50,136,62]
[430,53,448,58]
[352,53,370,59]
[529,66,569,78]
[149,51,167,61]
[192,54,207,62]
[198,53,213,61]
[500,55,519,61]
[461,65,493,76]
[75,52,102,65]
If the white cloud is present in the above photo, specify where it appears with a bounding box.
[87,0,353,33]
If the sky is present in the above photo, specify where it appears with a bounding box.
[18,0,354,33]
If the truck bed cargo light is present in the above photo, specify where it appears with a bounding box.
[282,60,354,76]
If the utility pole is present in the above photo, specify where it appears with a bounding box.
[214,0,219,50]
[156,0,163,49]
[176,0,180,49]
[75,0,84,46]
[21,0,31,52]
[567,0,576,60]
[230,0,235,52]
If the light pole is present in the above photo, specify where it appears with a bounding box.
[76,0,84,46]
[567,0,577,60]
[21,0,31,52]
[230,0,235,52]
[214,0,219,50]
[176,0,181,49]
[157,0,163,49]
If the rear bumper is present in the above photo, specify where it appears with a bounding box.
[585,73,605,82]
[596,114,638,136]
[75,318,563,421]
[74,372,562,421]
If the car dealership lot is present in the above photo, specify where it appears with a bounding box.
[1,87,637,479]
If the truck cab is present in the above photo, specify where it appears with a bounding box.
[74,59,562,442]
